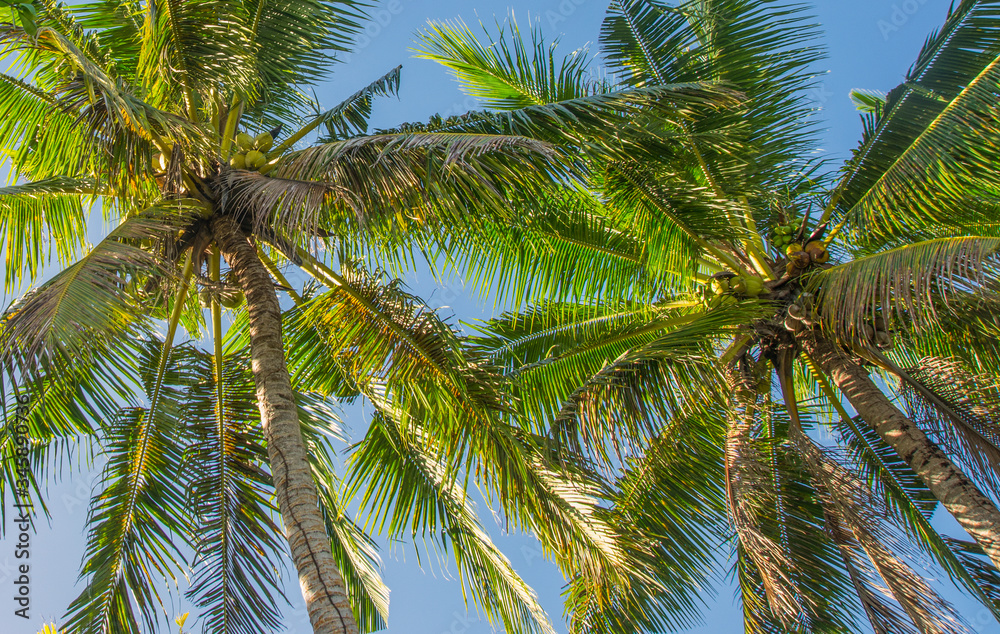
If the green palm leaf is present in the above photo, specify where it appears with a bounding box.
[0,177,94,292]
[833,0,1000,248]
[184,348,286,634]
[348,409,556,634]
[62,340,193,634]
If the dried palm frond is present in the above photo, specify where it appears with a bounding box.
[898,356,1000,493]
[792,428,971,634]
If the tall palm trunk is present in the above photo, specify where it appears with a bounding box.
[212,214,358,634]
[803,334,1000,570]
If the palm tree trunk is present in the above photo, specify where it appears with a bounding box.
[803,334,1000,570]
[212,214,358,634]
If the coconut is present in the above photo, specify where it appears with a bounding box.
[785,243,804,256]
[230,152,246,169]
[711,278,730,295]
[220,288,244,309]
[198,288,214,308]
[730,276,747,295]
[805,240,827,262]
[860,324,875,341]
[245,150,265,170]
[236,132,254,152]
[874,331,893,349]
[254,132,274,152]
[789,250,811,269]
[744,276,764,297]
[785,314,805,333]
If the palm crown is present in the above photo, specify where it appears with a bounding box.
[0,1,739,633]
[418,1,1000,632]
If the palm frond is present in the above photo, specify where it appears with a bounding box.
[316,65,402,142]
[348,409,556,634]
[0,202,198,365]
[898,356,1000,493]
[428,187,661,310]
[184,348,286,634]
[603,161,747,266]
[0,336,143,531]
[0,177,94,292]
[417,16,599,109]
[241,0,369,124]
[62,340,193,634]
[834,0,1000,248]
[792,427,972,634]
[811,236,1000,334]
[571,401,729,632]
[824,509,920,634]
[135,0,255,113]
[725,390,808,628]
[271,132,563,243]
[601,0,824,189]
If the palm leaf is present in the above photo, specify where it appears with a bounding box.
[601,0,824,189]
[811,236,1000,334]
[0,177,94,292]
[792,427,972,634]
[0,202,198,365]
[348,409,556,634]
[833,0,1000,248]
[184,348,286,634]
[316,65,402,142]
[62,340,193,634]
[834,413,1000,625]
[417,16,600,109]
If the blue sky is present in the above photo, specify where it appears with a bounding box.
[2,2,991,634]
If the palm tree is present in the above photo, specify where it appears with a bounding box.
[419,1,1000,631]
[0,1,734,633]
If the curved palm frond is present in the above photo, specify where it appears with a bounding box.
[833,0,1000,248]
[0,177,94,292]
[62,340,193,634]
[347,409,556,634]
[792,427,973,633]
[811,236,1000,334]
[601,0,824,190]
[0,202,198,365]
[184,348,286,634]
[315,64,402,142]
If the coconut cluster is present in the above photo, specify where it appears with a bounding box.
[784,291,819,333]
[771,221,800,249]
[858,315,894,350]
[784,241,829,277]
[198,271,245,309]
[702,273,765,308]
[230,132,273,171]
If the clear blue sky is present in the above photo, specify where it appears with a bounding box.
[3,2,990,634]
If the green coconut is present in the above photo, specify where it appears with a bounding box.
[236,132,254,152]
[254,132,274,152]
[245,150,265,170]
